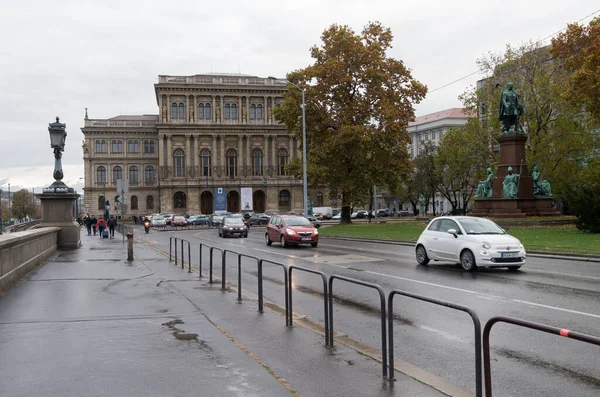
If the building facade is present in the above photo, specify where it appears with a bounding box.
[81,74,325,218]
[404,108,472,214]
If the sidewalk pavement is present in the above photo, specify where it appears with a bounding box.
[0,231,453,397]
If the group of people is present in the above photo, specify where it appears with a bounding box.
[81,214,117,238]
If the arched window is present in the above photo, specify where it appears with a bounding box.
[98,195,105,210]
[252,148,263,176]
[174,191,186,208]
[316,192,324,207]
[113,166,122,182]
[112,140,123,153]
[231,104,237,119]
[256,104,263,119]
[179,103,185,119]
[226,148,237,178]
[277,148,288,176]
[96,166,106,183]
[145,166,155,182]
[95,139,107,153]
[146,195,154,210]
[130,195,138,210]
[144,140,155,153]
[128,140,139,153]
[198,103,204,119]
[172,102,178,119]
[224,104,231,119]
[278,190,291,209]
[204,103,211,119]
[129,166,139,183]
[250,104,256,119]
[173,149,185,177]
[200,149,211,177]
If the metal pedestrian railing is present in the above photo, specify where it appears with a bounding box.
[169,237,191,272]
[388,289,482,395]
[288,265,330,345]
[483,316,600,397]
[328,275,388,378]
[258,259,289,322]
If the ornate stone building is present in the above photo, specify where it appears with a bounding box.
[81,74,319,217]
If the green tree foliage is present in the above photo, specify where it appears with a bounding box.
[460,41,597,198]
[551,17,600,124]
[563,182,600,233]
[10,189,35,221]
[435,119,497,212]
[275,22,427,223]
[412,142,439,215]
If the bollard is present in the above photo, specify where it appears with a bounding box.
[126,232,134,262]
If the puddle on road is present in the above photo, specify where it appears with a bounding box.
[162,319,200,342]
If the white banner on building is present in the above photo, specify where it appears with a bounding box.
[241,187,253,211]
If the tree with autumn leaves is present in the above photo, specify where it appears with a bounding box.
[275,22,427,223]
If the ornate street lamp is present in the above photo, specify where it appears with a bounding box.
[44,117,70,193]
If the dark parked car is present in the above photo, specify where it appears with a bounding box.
[248,213,270,226]
[265,215,319,248]
[188,214,209,225]
[218,217,248,238]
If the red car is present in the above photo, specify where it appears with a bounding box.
[265,215,319,248]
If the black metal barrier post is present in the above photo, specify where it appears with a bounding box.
[169,236,176,263]
[223,250,237,290]
[388,290,482,395]
[328,275,388,378]
[288,266,330,346]
[235,254,260,304]
[483,316,600,397]
[178,239,191,272]
[258,259,289,324]
[209,247,223,284]
[198,243,209,278]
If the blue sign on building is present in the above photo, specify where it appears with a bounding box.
[214,187,227,213]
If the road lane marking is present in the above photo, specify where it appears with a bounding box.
[364,270,480,295]
[520,268,600,281]
[511,299,600,319]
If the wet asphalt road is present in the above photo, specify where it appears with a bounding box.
[141,225,600,397]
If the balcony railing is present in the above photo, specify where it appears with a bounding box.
[85,119,157,128]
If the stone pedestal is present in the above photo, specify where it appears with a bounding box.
[473,134,559,217]
[37,192,81,248]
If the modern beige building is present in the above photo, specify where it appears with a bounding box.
[81,74,326,218]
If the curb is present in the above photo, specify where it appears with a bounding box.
[320,236,600,263]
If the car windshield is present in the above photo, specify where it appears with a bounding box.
[226,218,245,225]
[457,218,505,235]
[283,217,311,226]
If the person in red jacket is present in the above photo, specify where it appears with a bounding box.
[96,217,107,238]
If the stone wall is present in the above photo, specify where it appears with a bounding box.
[0,228,60,292]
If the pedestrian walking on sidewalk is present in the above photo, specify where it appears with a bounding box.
[107,215,117,238]
[90,215,98,235]
[84,214,93,235]
[96,217,107,238]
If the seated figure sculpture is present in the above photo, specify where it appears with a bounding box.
[503,166,520,198]
[532,165,552,196]
[475,168,494,198]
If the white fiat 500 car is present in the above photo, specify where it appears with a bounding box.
[415,216,526,271]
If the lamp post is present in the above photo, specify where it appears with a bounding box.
[43,117,69,193]
[269,77,308,216]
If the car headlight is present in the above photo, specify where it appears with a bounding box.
[223,226,230,230]
[314,228,319,235]
[287,229,297,236]
[519,244,524,250]
[481,242,491,249]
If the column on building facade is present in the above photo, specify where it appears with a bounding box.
[238,134,243,176]
[167,95,171,122]
[220,96,224,123]
[185,134,191,177]
[193,96,197,123]
[158,95,163,122]
[212,96,216,123]
[219,135,225,169]
[167,135,173,173]
[193,135,198,177]
[264,96,268,123]
[263,135,269,172]
[245,135,251,168]
[211,134,217,173]
[158,135,165,167]
[271,135,276,172]
[238,96,242,123]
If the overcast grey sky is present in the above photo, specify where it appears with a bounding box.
[1,0,598,194]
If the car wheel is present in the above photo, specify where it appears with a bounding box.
[265,233,272,246]
[218,230,222,237]
[416,245,429,265]
[311,242,318,247]
[507,266,521,271]
[280,235,287,248]
[244,233,248,238]
[460,250,477,272]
